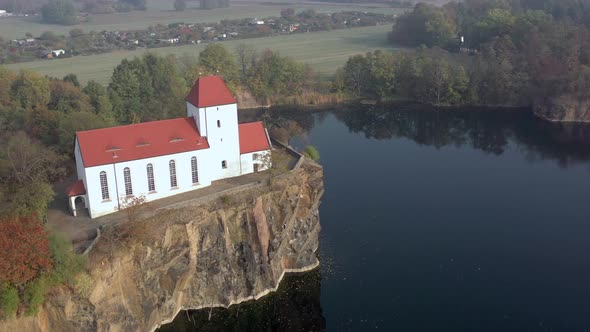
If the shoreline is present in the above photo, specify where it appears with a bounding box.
[150,257,321,332]
[241,99,590,124]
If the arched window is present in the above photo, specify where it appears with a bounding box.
[123,167,133,196]
[191,157,199,184]
[217,120,221,128]
[169,160,177,188]
[221,160,227,169]
[100,171,109,200]
[147,164,155,192]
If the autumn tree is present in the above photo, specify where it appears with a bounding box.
[0,215,53,286]
[48,80,93,114]
[11,70,51,110]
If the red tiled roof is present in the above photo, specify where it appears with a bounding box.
[65,180,86,196]
[76,117,209,167]
[239,121,270,154]
[186,75,237,108]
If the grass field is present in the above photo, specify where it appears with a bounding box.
[0,0,403,40]
[5,25,398,85]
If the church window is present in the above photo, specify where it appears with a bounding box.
[100,171,109,200]
[123,167,133,196]
[222,160,227,169]
[217,120,221,128]
[252,153,259,161]
[147,164,155,192]
[191,157,199,184]
[169,160,177,188]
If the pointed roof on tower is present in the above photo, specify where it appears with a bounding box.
[185,75,236,108]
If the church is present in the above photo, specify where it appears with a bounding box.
[65,76,272,219]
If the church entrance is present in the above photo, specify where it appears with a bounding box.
[73,196,88,217]
[254,164,259,173]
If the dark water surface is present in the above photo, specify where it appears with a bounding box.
[160,105,590,331]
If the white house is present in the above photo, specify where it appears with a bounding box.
[65,76,272,218]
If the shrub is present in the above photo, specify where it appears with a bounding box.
[74,273,94,297]
[220,194,232,206]
[303,145,320,161]
[0,284,19,318]
[24,277,49,316]
[48,233,86,286]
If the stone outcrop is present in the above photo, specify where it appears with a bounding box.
[0,161,323,332]
[533,94,590,123]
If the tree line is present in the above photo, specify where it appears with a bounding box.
[365,0,590,121]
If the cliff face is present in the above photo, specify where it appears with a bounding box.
[0,162,323,332]
[533,95,590,123]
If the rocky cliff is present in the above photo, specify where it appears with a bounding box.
[0,161,323,332]
[533,95,590,123]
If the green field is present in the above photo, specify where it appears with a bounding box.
[5,25,398,85]
[0,0,403,40]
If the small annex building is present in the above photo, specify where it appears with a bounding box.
[66,76,272,218]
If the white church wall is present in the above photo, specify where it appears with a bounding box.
[85,164,119,218]
[186,102,207,137]
[240,150,271,175]
[200,103,241,180]
[85,148,214,218]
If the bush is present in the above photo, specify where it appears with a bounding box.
[74,273,94,298]
[0,284,19,318]
[48,233,86,286]
[24,277,49,316]
[303,145,320,161]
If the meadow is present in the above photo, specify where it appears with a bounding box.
[5,25,398,85]
[0,0,403,40]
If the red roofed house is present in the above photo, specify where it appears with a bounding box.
[68,76,271,218]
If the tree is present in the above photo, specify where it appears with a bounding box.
[0,67,16,108]
[0,132,65,217]
[63,73,80,87]
[48,80,93,114]
[41,0,78,25]
[390,3,457,48]
[57,111,111,155]
[109,54,185,123]
[342,55,371,97]
[0,215,53,286]
[235,43,257,81]
[83,80,113,116]
[174,0,186,11]
[11,70,51,110]
[119,0,146,10]
[198,44,239,89]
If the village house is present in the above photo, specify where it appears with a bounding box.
[65,76,272,218]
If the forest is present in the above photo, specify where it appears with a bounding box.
[337,0,590,121]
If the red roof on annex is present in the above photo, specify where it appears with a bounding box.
[65,180,86,197]
[239,121,270,154]
[76,117,209,167]
[186,75,237,108]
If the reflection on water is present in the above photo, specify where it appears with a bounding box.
[331,103,590,166]
[158,270,325,332]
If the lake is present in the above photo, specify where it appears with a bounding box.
[160,104,590,331]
